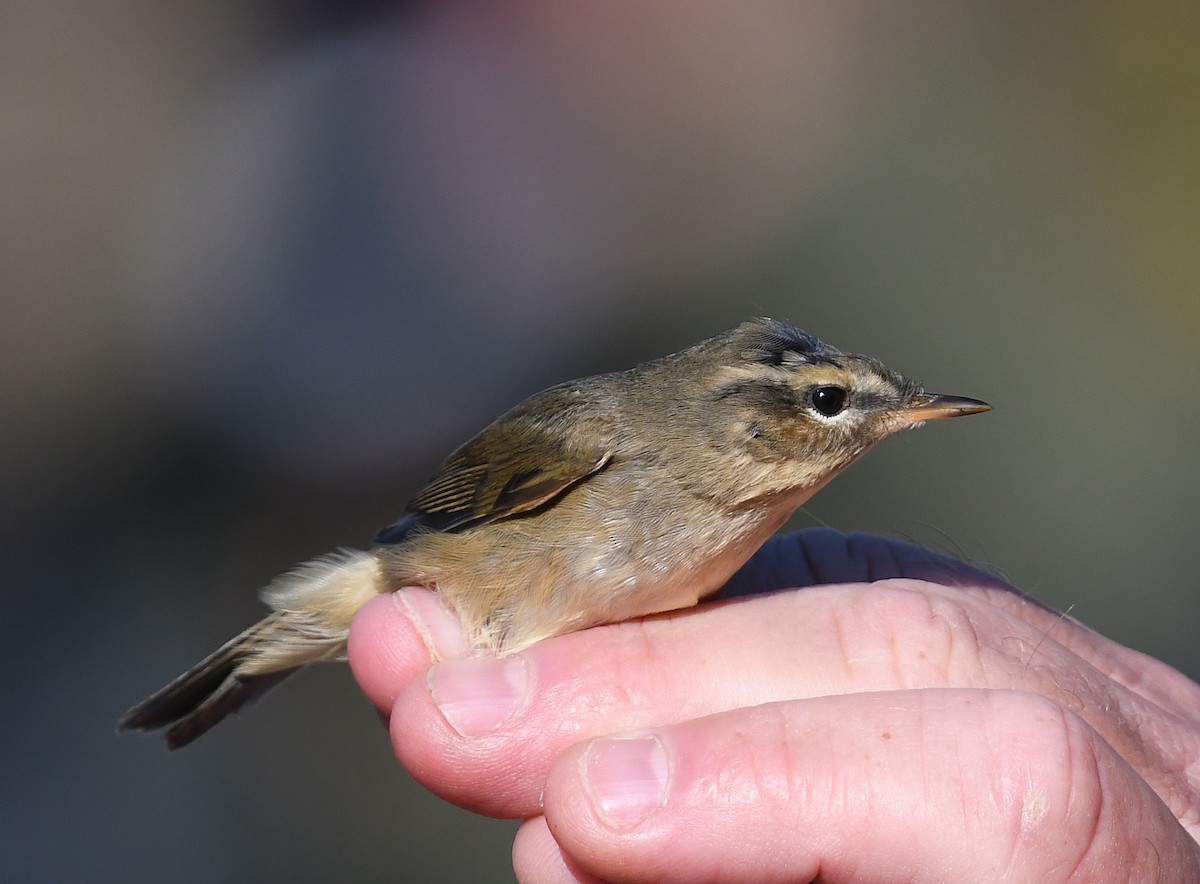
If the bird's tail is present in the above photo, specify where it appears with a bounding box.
[118,549,383,749]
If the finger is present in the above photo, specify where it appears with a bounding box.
[1095,641,1200,720]
[347,588,469,713]
[539,690,1200,883]
[772,533,1200,725]
[729,530,1175,698]
[1012,609,1200,724]
[389,575,1197,822]
[512,817,604,884]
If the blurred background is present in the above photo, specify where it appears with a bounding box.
[3,2,1198,881]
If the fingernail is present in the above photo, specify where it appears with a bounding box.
[428,655,529,737]
[394,588,470,661]
[583,735,669,830]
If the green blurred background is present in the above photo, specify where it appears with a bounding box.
[3,2,1197,881]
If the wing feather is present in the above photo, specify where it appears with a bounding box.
[375,387,616,543]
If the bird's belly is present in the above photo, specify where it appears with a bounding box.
[526,500,791,645]
[385,495,796,654]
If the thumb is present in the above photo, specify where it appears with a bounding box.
[530,690,1197,883]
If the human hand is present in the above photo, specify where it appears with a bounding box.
[348,529,1200,882]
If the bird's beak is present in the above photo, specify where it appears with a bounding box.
[895,393,991,425]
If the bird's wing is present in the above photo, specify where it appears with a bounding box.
[374,404,615,544]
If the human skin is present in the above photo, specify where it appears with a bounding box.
[348,529,1200,882]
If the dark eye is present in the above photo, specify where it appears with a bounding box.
[810,385,848,417]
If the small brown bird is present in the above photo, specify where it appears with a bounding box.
[119,318,989,749]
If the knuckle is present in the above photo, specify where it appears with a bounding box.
[840,580,990,686]
[980,691,1114,879]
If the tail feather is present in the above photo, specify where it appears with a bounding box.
[119,549,383,749]
[118,616,273,732]
[164,666,298,750]
[118,613,311,750]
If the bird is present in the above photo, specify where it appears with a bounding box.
[119,317,990,749]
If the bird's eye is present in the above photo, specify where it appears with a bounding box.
[810,385,848,417]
